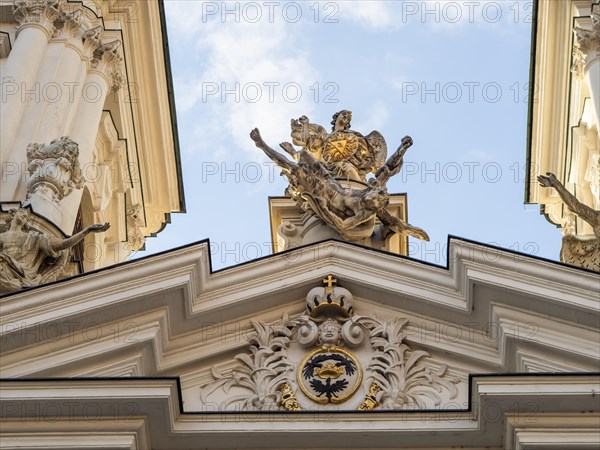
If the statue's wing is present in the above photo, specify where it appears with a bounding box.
[365,131,388,170]
[377,208,430,241]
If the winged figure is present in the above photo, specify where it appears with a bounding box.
[250,123,429,242]
[289,110,388,182]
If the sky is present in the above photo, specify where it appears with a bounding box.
[137,0,564,270]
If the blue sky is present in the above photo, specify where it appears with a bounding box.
[138,0,563,269]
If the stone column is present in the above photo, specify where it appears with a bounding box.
[59,37,123,233]
[0,0,63,189]
[572,8,600,133]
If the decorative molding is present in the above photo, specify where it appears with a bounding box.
[1,376,598,449]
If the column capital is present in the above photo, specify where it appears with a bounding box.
[12,0,65,38]
[90,39,124,91]
[572,9,600,79]
[52,8,83,39]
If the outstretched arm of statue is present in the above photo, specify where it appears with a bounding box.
[377,208,430,241]
[375,136,413,186]
[538,172,600,227]
[52,223,110,251]
[250,128,296,172]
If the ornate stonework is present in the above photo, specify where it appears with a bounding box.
[572,8,600,79]
[25,136,84,203]
[251,111,429,243]
[52,8,82,39]
[126,204,146,251]
[91,39,123,91]
[0,208,109,294]
[12,0,64,35]
[199,275,458,411]
[538,173,600,271]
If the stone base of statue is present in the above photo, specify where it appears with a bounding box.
[560,234,600,272]
[269,181,409,255]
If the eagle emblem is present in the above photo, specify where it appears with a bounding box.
[297,346,361,404]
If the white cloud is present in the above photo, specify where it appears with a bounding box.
[165,1,322,163]
[336,0,528,32]
[337,1,398,30]
[353,100,390,133]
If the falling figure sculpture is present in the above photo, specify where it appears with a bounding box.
[250,110,429,243]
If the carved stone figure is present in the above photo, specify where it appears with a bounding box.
[0,208,109,293]
[250,112,429,242]
[126,204,146,251]
[26,136,84,203]
[199,275,458,411]
[290,110,388,181]
[538,172,599,271]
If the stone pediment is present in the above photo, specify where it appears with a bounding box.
[1,236,599,447]
[0,238,597,379]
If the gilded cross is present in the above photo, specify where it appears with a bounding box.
[322,275,337,288]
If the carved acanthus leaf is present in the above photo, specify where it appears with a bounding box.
[572,9,600,79]
[52,8,82,38]
[199,314,309,411]
[12,0,64,35]
[90,39,124,91]
[353,315,458,409]
[82,25,103,52]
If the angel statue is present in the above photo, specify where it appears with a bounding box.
[0,208,110,293]
[250,110,429,242]
[289,110,387,182]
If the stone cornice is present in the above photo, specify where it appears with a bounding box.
[0,375,598,449]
